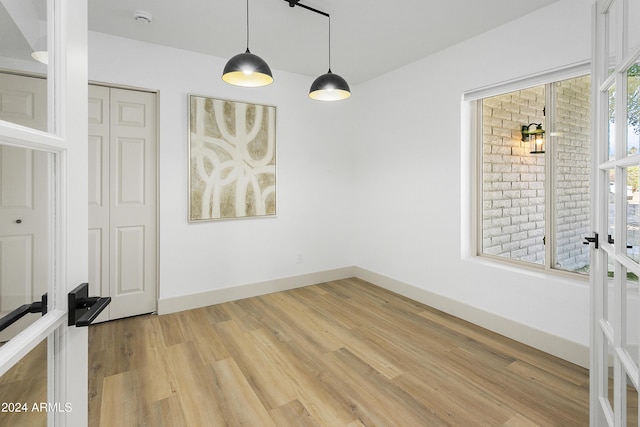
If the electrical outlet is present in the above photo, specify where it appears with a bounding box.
[296,252,303,264]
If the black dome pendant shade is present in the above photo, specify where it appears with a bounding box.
[307,11,350,101]
[222,48,273,87]
[309,68,351,101]
[222,0,273,87]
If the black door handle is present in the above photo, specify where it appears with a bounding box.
[68,283,111,327]
[0,294,47,332]
[583,233,599,249]
[607,235,634,249]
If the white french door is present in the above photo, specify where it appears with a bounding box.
[0,1,89,426]
[591,0,640,425]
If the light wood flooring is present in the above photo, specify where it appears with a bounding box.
[0,341,47,427]
[88,277,590,426]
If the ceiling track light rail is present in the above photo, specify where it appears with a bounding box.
[285,0,329,18]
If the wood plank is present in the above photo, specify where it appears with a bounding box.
[164,341,227,426]
[210,358,277,426]
[269,400,320,427]
[212,320,298,409]
[250,328,358,426]
[504,413,542,427]
[143,396,188,427]
[98,370,142,427]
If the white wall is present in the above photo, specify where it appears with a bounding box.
[88,32,356,301]
[353,0,592,364]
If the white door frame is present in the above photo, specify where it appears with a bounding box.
[590,1,640,425]
[0,0,88,425]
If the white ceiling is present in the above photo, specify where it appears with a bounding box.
[87,0,561,84]
[1,0,561,85]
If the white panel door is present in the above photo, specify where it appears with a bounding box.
[0,73,47,132]
[88,85,111,322]
[87,86,157,321]
[110,87,157,319]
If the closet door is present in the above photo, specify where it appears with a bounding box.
[88,85,157,321]
[88,85,110,321]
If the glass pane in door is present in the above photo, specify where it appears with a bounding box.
[605,252,613,325]
[0,0,50,133]
[610,85,617,161]
[624,282,639,371]
[0,340,46,427]
[628,63,640,156]
[627,0,640,57]
[628,376,638,426]
[609,169,617,248]
[607,337,615,416]
[0,144,51,343]
[625,165,640,264]
[606,0,618,75]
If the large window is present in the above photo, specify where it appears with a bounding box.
[479,75,592,275]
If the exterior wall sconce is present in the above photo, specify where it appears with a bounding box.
[522,123,545,154]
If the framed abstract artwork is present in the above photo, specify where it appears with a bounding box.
[188,95,276,221]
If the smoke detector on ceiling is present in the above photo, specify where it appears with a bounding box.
[133,10,153,24]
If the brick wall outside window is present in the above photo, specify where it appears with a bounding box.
[481,76,591,273]
[553,76,591,272]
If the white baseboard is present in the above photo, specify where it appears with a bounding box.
[353,267,589,369]
[157,265,589,368]
[157,266,356,315]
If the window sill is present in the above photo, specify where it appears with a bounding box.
[463,254,590,287]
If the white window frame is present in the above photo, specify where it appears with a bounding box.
[463,61,593,278]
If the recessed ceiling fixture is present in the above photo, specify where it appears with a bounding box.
[133,10,153,24]
[288,0,351,101]
[222,0,273,87]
